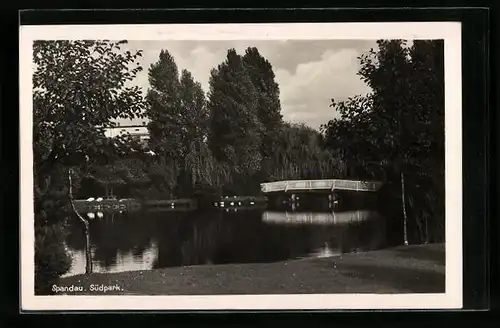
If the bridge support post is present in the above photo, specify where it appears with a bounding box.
[329,191,339,209]
[328,191,339,201]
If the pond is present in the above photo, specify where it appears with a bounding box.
[62,202,405,277]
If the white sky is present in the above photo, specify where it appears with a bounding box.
[118,39,377,130]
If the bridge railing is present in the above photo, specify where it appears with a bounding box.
[309,180,331,189]
[260,179,383,193]
[332,180,360,190]
[262,181,287,192]
[285,180,309,190]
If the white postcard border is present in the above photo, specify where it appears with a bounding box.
[19,22,462,311]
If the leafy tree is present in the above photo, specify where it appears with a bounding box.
[402,40,445,242]
[33,40,145,219]
[321,94,388,180]
[33,40,146,289]
[179,69,209,147]
[321,39,445,244]
[146,50,182,159]
[82,156,152,199]
[144,50,184,196]
[34,221,72,294]
[33,40,145,177]
[266,123,342,181]
[145,50,218,196]
[242,47,283,159]
[178,69,213,194]
[207,49,263,183]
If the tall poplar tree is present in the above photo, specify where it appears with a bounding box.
[178,69,214,192]
[145,50,184,195]
[146,50,183,159]
[179,69,209,150]
[242,47,283,159]
[207,49,262,182]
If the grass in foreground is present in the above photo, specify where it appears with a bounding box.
[56,243,445,295]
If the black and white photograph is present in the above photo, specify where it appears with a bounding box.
[20,22,463,311]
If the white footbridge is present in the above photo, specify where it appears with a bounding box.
[260,179,383,194]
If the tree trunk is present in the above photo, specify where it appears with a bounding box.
[401,171,409,245]
[425,217,429,244]
[83,221,92,274]
[68,169,93,274]
[416,216,425,244]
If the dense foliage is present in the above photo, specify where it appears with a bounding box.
[143,47,336,197]
[33,40,147,291]
[32,39,445,291]
[321,40,445,243]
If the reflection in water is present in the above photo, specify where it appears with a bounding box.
[63,241,158,277]
[308,242,340,258]
[63,207,400,277]
[262,210,378,225]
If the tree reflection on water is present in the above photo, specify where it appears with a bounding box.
[63,207,402,277]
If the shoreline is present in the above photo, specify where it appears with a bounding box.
[54,243,445,295]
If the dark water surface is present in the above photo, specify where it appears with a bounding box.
[63,206,404,277]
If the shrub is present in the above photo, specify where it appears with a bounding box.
[34,220,72,294]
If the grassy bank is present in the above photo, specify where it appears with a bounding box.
[56,243,445,295]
